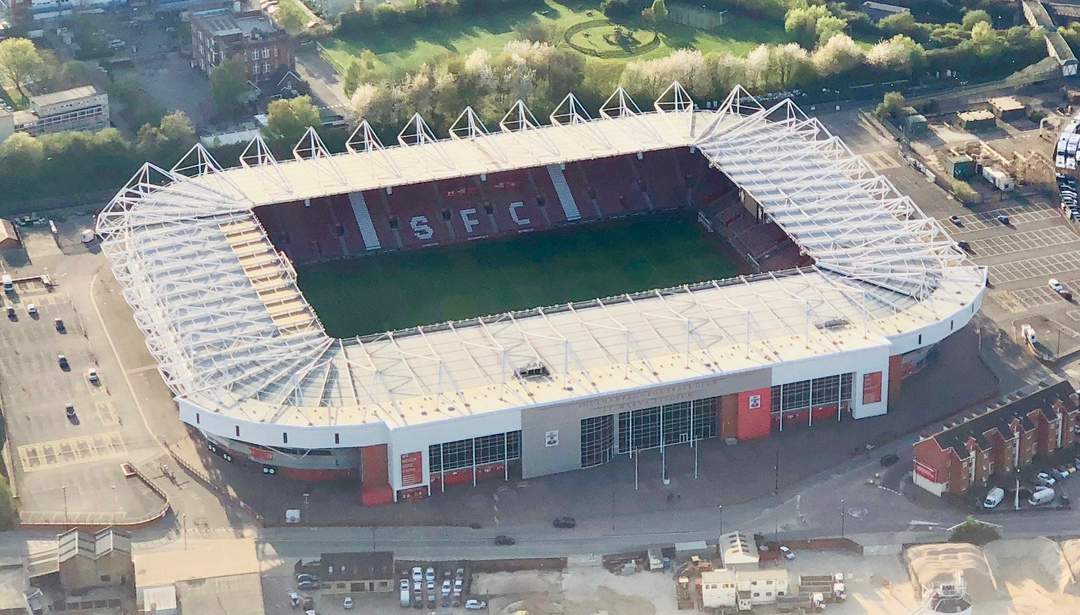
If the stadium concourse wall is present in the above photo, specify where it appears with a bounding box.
[178,287,979,504]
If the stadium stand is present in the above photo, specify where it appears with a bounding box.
[255,150,776,270]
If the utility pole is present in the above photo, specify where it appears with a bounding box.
[840,498,846,538]
[774,449,780,495]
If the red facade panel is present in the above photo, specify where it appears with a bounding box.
[736,387,772,440]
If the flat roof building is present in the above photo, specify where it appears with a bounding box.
[988,96,1026,121]
[13,86,108,137]
[191,7,294,84]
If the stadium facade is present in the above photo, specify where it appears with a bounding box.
[97,85,986,505]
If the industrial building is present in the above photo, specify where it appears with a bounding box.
[96,84,985,505]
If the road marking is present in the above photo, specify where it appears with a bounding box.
[968,227,1080,258]
[988,250,1080,284]
[124,364,160,376]
[16,431,127,472]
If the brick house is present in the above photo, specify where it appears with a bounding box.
[912,380,1080,497]
[190,7,294,84]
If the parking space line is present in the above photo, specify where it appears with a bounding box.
[989,250,1080,284]
[15,431,127,473]
[949,204,1058,234]
[969,227,1080,258]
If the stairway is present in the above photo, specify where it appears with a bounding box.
[347,191,382,251]
[546,165,582,221]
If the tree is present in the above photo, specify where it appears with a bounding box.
[970,21,1004,58]
[812,33,864,76]
[210,59,250,117]
[785,4,832,50]
[343,51,378,98]
[0,38,46,99]
[643,0,668,22]
[815,15,847,47]
[0,132,44,178]
[747,43,813,91]
[878,12,916,36]
[277,1,307,36]
[136,111,195,163]
[948,517,1000,546]
[874,91,906,120]
[623,49,711,98]
[867,35,926,74]
[265,95,321,145]
[961,9,991,31]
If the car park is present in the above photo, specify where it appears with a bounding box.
[983,487,1005,509]
[553,516,576,528]
[465,599,488,610]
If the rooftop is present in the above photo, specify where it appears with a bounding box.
[175,573,264,615]
[30,85,100,109]
[320,552,394,581]
[95,85,985,439]
[192,8,282,39]
[929,380,1077,459]
[988,96,1025,112]
[958,109,996,122]
[862,1,908,14]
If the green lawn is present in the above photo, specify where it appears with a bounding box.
[297,212,741,337]
[321,0,794,77]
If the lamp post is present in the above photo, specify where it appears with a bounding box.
[840,498,846,538]
[718,504,724,535]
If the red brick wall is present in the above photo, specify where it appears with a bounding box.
[735,387,772,440]
[887,354,903,403]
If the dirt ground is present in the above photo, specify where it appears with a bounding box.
[469,539,1080,615]
[471,558,682,615]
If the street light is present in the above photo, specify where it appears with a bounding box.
[840,498,846,538]
[718,504,724,535]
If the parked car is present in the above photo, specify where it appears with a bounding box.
[425,567,435,583]
[494,535,515,546]
[301,596,314,610]
[455,567,465,581]
[87,368,99,385]
[453,579,463,595]
[343,596,353,609]
[5,306,14,320]
[411,567,423,583]
[1029,487,1055,506]
[441,579,452,596]
[57,354,69,370]
[1049,278,1073,300]
[957,240,972,254]
[948,215,962,226]
[295,574,318,584]
[65,403,77,422]
[553,516,576,528]
[779,546,795,560]
[25,303,36,317]
[879,453,899,467]
[54,318,65,332]
[297,580,318,591]
[288,590,300,607]
[465,599,488,610]
[983,486,1005,509]
[1036,472,1057,487]
[996,214,1010,225]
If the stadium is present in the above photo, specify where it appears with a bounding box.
[97,84,986,506]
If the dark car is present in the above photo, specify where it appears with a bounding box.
[57,354,69,370]
[553,516,576,529]
[297,580,319,591]
[957,240,972,254]
[494,535,515,546]
[996,214,1010,225]
[301,596,314,610]
[879,453,900,467]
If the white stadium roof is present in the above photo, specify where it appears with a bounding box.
[97,85,985,432]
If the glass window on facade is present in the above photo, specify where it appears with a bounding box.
[428,430,521,474]
[617,397,718,454]
[580,414,615,468]
[770,372,856,415]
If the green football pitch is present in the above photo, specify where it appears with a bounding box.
[296,212,744,337]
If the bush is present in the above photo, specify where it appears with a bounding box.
[948,178,980,205]
[948,517,1000,546]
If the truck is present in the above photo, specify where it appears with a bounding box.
[777,592,826,612]
[982,166,1016,191]
[800,573,846,602]
[675,576,694,610]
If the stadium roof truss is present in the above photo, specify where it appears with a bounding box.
[96,84,985,426]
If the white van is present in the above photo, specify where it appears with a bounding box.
[983,487,1005,509]
[2,274,12,294]
[1029,487,1055,507]
[399,579,410,607]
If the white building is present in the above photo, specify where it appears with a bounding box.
[701,568,790,609]
[13,86,109,136]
